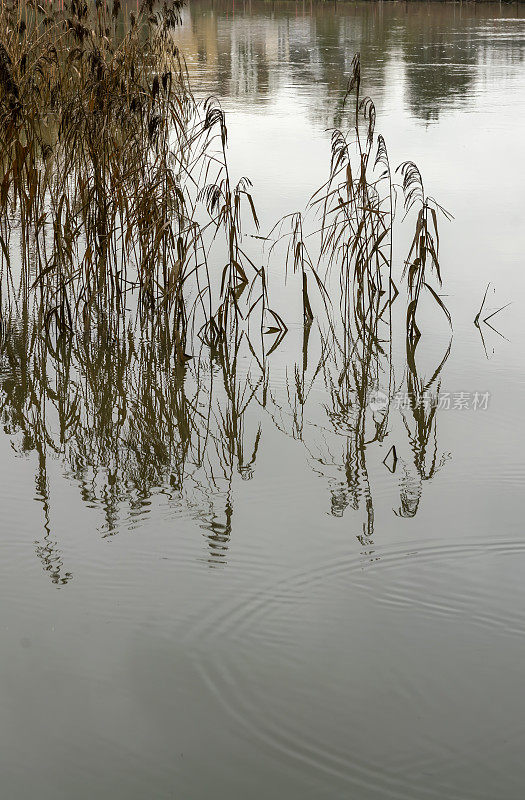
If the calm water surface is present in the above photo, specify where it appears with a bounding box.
[2,3,525,798]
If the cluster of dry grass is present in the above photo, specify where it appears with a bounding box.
[0,0,283,359]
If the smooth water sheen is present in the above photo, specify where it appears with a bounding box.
[2,3,525,798]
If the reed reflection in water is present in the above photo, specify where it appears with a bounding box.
[0,287,453,579]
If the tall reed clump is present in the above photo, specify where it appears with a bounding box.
[271,53,451,360]
[0,0,276,359]
[397,160,452,347]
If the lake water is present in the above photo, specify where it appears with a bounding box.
[1,2,525,798]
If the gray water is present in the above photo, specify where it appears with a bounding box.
[2,2,525,798]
